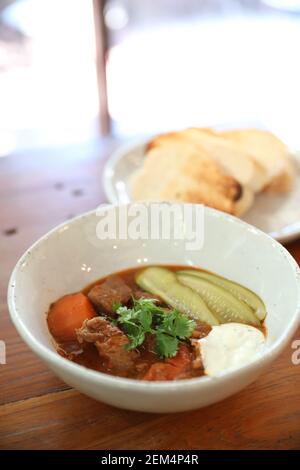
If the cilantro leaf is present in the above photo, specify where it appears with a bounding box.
[155,331,179,358]
[121,321,145,350]
[161,310,196,339]
[137,309,153,332]
[125,331,145,350]
[114,297,197,359]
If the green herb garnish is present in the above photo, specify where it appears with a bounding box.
[113,297,196,358]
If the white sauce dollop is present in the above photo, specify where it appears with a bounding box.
[199,323,266,377]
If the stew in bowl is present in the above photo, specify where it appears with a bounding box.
[47,265,267,381]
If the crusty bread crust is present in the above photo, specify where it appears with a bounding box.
[177,128,266,193]
[131,136,253,216]
[221,128,294,192]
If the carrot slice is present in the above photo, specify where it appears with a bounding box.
[48,293,96,341]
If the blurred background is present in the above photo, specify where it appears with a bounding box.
[1,0,300,158]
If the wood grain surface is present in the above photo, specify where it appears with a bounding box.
[0,141,299,450]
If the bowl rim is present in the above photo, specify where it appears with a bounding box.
[7,204,300,391]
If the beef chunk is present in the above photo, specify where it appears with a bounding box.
[132,289,165,306]
[191,321,212,339]
[87,276,132,314]
[142,344,192,381]
[142,363,177,380]
[132,289,156,301]
[76,316,137,372]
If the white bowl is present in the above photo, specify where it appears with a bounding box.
[8,203,300,413]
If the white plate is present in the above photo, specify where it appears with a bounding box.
[103,137,300,244]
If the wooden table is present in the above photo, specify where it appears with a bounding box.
[1,140,300,450]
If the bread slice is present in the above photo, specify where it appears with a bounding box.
[221,128,294,192]
[175,128,267,193]
[131,137,254,216]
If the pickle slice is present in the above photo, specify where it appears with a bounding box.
[177,269,266,321]
[177,272,261,326]
[135,267,219,326]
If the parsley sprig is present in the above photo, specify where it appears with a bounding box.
[113,298,196,358]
